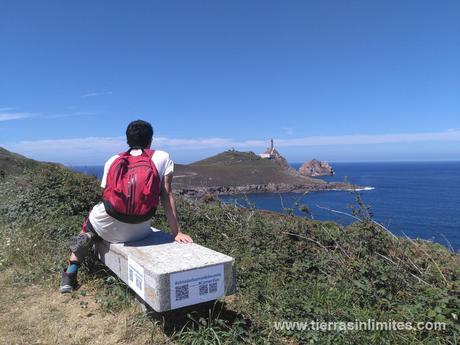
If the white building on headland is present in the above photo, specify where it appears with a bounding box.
[258,139,276,159]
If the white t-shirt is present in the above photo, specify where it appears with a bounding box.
[89,149,174,243]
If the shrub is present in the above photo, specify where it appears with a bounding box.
[1,164,459,344]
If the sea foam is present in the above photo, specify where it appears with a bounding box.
[349,186,375,191]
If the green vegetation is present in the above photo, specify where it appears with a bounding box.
[0,147,41,177]
[191,150,272,167]
[0,152,459,344]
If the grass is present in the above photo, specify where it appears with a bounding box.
[0,162,459,344]
[190,150,270,167]
[0,146,42,177]
[0,268,172,345]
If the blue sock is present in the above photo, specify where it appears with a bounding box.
[67,262,79,274]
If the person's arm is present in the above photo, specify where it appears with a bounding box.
[160,173,193,243]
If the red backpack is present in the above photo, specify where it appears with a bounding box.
[102,148,161,223]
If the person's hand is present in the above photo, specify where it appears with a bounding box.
[175,231,193,243]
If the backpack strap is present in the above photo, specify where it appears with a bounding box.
[119,150,132,157]
[110,156,128,194]
[141,149,159,197]
[144,149,155,158]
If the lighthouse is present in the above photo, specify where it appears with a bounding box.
[258,139,275,159]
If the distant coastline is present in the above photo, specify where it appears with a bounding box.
[70,149,364,197]
[174,180,361,198]
[70,164,362,197]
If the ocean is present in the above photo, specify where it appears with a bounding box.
[71,161,460,251]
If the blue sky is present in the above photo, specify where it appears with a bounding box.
[1,0,459,165]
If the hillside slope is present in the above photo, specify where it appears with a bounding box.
[0,147,41,177]
[0,148,459,344]
[173,150,334,195]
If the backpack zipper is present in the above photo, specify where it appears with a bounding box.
[127,175,132,214]
[132,174,137,213]
[128,164,152,170]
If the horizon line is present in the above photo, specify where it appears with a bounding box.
[67,159,460,167]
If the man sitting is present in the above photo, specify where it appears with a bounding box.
[60,120,193,293]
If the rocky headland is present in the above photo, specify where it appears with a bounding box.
[173,147,357,197]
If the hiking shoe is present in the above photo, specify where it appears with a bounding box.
[59,269,78,293]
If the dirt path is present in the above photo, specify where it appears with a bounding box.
[0,270,172,345]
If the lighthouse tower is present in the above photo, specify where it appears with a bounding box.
[258,139,275,159]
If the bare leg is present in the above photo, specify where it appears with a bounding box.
[68,227,97,265]
[60,219,95,293]
[68,229,85,263]
[70,252,80,262]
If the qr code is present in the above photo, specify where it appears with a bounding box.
[199,282,209,296]
[175,284,189,301]
[136,276,142,290]
[209,282,218,293]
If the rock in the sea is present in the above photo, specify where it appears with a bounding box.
[299,159,334,177]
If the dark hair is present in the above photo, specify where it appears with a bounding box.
[126,120,153,148]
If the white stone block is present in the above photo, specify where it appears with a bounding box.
[94,227,237,312]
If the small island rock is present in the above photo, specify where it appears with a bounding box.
[299,159,334,177]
